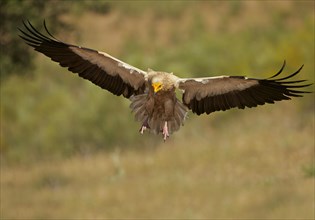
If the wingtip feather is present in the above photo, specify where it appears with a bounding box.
[268,60,286,79]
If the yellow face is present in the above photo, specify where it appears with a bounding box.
[152,82,163,93]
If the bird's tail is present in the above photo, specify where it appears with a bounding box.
[130,94,188,135]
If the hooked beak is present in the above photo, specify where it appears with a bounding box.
[152,82,162,93]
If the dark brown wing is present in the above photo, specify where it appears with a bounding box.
[177,61,312,115]
[18,20,147,98]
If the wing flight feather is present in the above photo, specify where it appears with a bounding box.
[177,61,312,115]
[19,20,147,98]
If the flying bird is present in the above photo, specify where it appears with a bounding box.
[19,21,312,141]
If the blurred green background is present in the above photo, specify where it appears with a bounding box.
[0,0,314,219]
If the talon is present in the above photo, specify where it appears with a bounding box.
[139,120,150,134]
[162,121,169,141]
[139,125,147,134]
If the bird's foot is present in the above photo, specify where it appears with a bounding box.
[162,121,169,141]
[139,121,150,134]
[139,125,147,134]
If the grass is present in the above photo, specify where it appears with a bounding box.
[1,103,314,218]
[1,1,314,219]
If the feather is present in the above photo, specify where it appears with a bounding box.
[19,20,312,140]
[19,20,146,98]
[178,63,311,115]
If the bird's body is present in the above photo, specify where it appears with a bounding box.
[19,21,312,140]
[131,71,188,139]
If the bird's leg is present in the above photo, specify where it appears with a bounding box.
[139,120,150,134]
[162,121,169,141]
[140,125,147,134]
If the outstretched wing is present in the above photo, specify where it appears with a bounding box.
[18,20,147,98]
[177,61,312,115]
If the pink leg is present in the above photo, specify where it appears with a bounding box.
[162,121,169,141]
[139,125,147,134]
[139,120,150,134]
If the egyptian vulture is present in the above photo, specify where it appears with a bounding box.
[19,21,312,140]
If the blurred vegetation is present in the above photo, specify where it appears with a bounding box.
[0,0,111,79]
[0,1,314,218]
[1,0,313,163]
[0,0,67,79]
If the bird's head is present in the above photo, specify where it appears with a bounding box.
[152,81,163,93]
[149,70,177,93]
[150,72,164,93]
